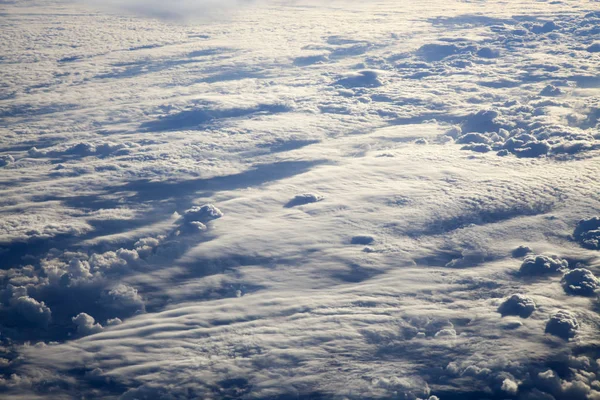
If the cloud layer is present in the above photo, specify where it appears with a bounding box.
[1,0,600,399]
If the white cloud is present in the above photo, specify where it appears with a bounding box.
[72,312,104,336]
[77,0,257,21]
[1,0,600,398]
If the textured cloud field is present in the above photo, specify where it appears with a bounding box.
[1,0,600,398]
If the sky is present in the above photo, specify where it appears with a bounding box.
[0,0,600,399]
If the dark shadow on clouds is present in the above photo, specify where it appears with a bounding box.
[140,103,291,132]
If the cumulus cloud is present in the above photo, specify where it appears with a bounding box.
[101,284,145,315]
[8,290,52,328]
[498,294,536,318]
[519,255,568,276]
[72,312,103,336]
[545,310,579,340]
[573,217,600,250]
[182,204,224,224]
[501,378,519,395]
[2,0,600,398]
[561,268,600,296]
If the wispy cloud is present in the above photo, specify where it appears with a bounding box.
[79,0,257,20]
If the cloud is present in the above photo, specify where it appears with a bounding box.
[497,294,536,318]
[334,70,384,88]
[512,245,533,258]
[72,312,104,336]
[2,0,600,398]
[8,288,52,328]
[501,378,519,395]
[77,0,256,21]
[181,204,224,224]
[284,193,323,208]
[0,154,14,167]
[573,217,600,250]
[519,255,568,276]
[561,268,600,296]
[544,310,579,340]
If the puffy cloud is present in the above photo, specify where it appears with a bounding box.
[28,141,139,159]
[181,204,224,224]
[176,204,223,234]
[2,1,600,399]
[497,294,536,318]
[545,310,579,340]
[561,268,600,296]
[519,255,568,276]
[574,217,600,250]
[67,258,92,280]
[8,287,52,328]
[72,312,103,336]
[462,110,506,134]
[101,284,145,315]
[540,85,563,97]
[501,378,519,395]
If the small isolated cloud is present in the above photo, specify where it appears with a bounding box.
[72,312,103,336]
[182,204,224,224]
[501,378,519,395]
[561,268,600,296]
[519,255,568,276]
[498,294,536,318]
[545,310,579,340]
[573,217,600,250]
[284,193,323,208]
